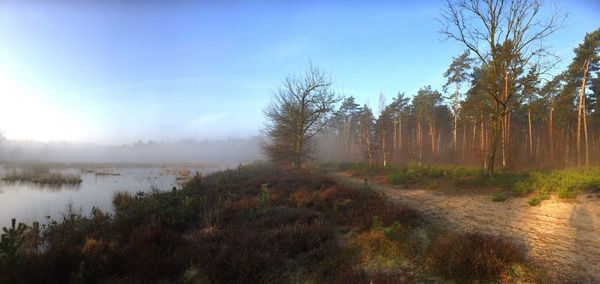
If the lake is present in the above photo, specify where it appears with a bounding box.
[0,164,222,228]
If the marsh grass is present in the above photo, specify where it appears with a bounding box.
[1,169,82,185]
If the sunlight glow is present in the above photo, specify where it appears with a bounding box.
[0,70,83,142]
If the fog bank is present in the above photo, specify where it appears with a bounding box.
[0,137,264,166]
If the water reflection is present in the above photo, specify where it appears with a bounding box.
[0,165,221,228]
[0,180,81,192]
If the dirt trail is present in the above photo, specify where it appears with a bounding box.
[333,173,600,283]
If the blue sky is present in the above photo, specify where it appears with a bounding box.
[0,0,598,144]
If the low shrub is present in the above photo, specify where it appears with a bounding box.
[352,165,380,177]
[387,171,411,185]
[122,223,189,281]
[558,187,578,199]
[113,190,197,231]
[492,192,507,202]
[388,164,480,186]
[523,168,600,201]
[354,162,600,204]
[512,180,532,196]
[290,190,313,208]
[351,230,409,273]
[423,180,439,190]
[427,232,524,280]
[0,163,542,283]
[527,197,541,206]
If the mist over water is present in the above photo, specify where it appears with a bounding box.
[0,165,226,228]
[0,136,263,166]
[0,136,263,227]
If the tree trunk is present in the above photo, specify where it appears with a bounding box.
[382,129,387,167]
[393,121,397,152]
[507,111,511,166]
[437,130,442,156]
[577,96,582,166]
[462,116,467,162]
[364,125,373,166]
[295,138,302,169]
[581,59,590,166]
[398,115,402,150]
[524,129,529,160]
[295,99,306,169]
[501,115,506,168]
[564,128,569,167]
[500,70,508,169]
[412,128,416,160]
[549,108,554,164]
[528,105,533,157]
[487,106,503,177]
[576,60,590,167]
[536,132,540,159]
[472,118,476,154]
[480,114,485,170]
[454,80,459,153]
[429,123,436,156]
[345,120,351,161]
[417,121,423,165]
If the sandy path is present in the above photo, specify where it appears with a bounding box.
[333,173,600,283]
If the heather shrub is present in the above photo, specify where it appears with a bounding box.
[427,232,524,280]
[113,189,197,232]
[351,230,409,273]
[290,189,313,208]
[0,163,542,283]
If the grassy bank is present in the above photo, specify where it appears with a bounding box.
[336,162,600,205]
[0,164,543,283]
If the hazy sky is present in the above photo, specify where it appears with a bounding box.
[0,0,598,144]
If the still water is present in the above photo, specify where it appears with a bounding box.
[0,165,219,228]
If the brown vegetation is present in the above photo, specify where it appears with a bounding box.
[0,164,542,283]
[427,232,524,280]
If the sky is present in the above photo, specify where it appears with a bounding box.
[0,0,598,144]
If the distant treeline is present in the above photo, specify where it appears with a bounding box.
[315,29,600,170]
[0,137,263,165]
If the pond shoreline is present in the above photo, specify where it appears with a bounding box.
[0,163,224,228]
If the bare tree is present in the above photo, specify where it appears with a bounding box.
[262,64,340,169]
[440,0,566,176]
